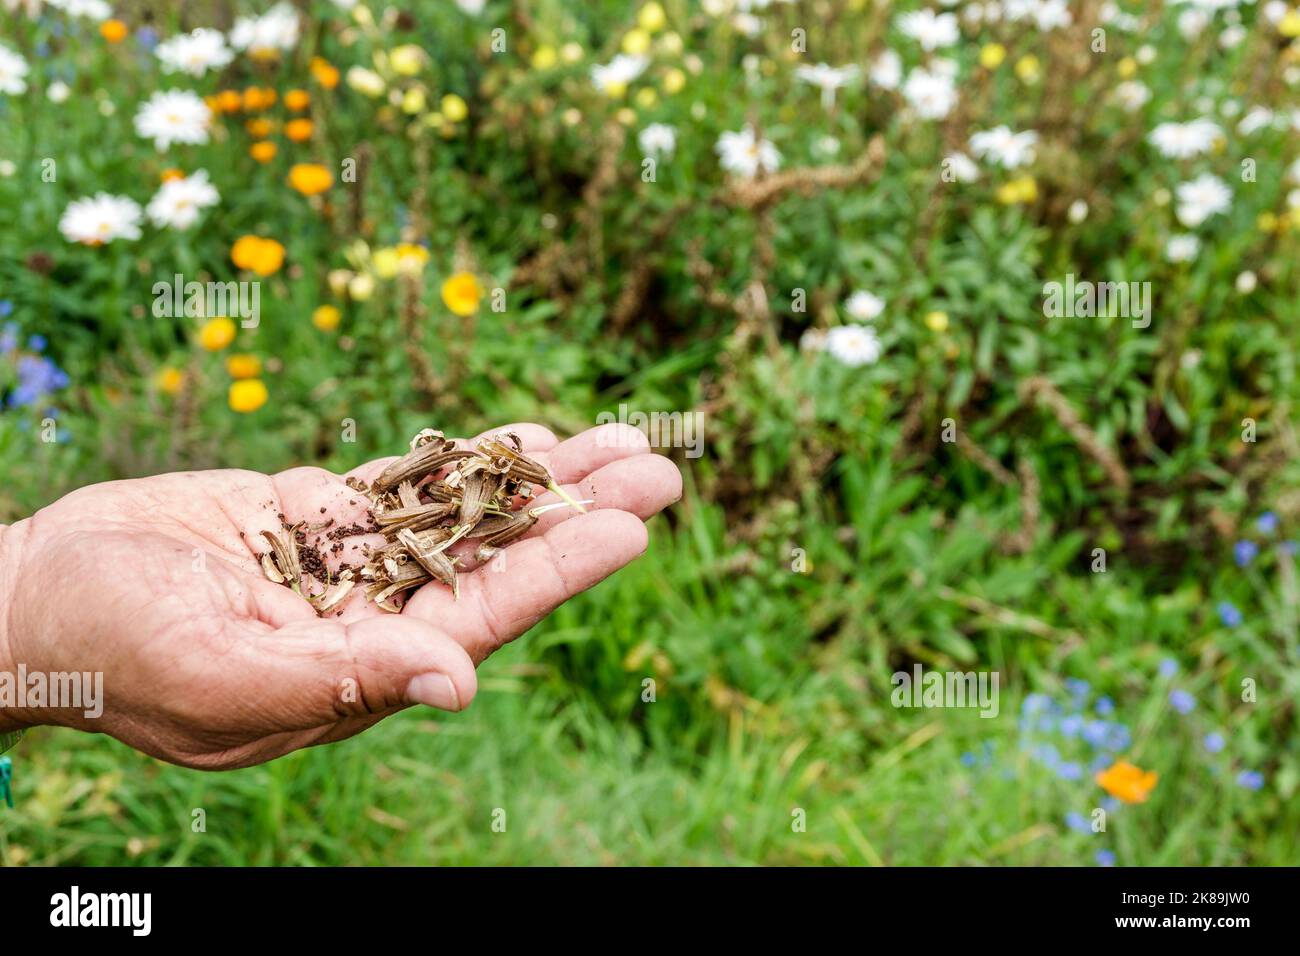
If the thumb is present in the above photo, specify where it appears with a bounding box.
[245,615,478,730]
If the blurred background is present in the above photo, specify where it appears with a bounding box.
[1,0,1298,864]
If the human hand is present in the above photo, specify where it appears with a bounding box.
[0,423,680,769]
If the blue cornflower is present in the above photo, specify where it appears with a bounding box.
[136,26,159,50]
[1060,714,1084,738]
[1234,540,1258,567]
[1104,723,1132,751]
[960,751,977,768]
[1095,849,1116,867]
[0,322,17,355]
[1033,744,1061,769]
[1094,696,1115,716]
[1022,693,1052,715]
[1236,770,1264,791]
[1283,541,1299,556]
[1158,658,1179,679]
[1169,689,1196,715]
[1091,754,1114,773]
[1257,512,1279,535]
[1056,761,1084,781]
[1082,720,1110,748]
[1102,797,1121,813]
[27,334,46,352]
[1203,732,1226,753]
[1217,601,1243,628]
[1065,811,1091,834]
[1065,678,1091,702]
[0,300,12,317]
[34,41,51,58]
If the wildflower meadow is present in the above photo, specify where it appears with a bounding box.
[1,0,1299,868]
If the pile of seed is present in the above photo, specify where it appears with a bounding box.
[260,429,586,614]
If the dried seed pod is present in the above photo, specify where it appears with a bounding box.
[477,434,588,513]
[375,501,457,535]
[397,528,460,598]
[309,572,355,614]
[472,510,538,561]
[372,446,480,494]
[261,528,303,592]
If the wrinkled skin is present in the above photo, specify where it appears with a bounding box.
[0,423,681,769]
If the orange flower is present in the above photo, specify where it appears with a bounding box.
[285,89,311,111]
[250,141,277,163]
[154,367,184,396]
[160,168,185,183]
[217,89,243,113]
[310,57,340,89]
[242,86,276,111]
[441,271,483,316]
[285,118,314,143]
[225,353,262,379]
[312,305,341,332]
[229,379,269,413]
[1095,760,1158,804]
[100,19,128,43]
[288,163,332,196]
[231,236,286,277]
[245,118,274,138]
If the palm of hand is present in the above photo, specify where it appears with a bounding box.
[2,423,680,769]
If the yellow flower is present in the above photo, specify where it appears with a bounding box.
[996,175,1038,205]
[231,235,286,276]
[285,118,314,142]
[1117,56,1137,79]
[229,379,269,414]
[371,247,401,279]
[390,44,426,76]
[635,87,658,109]
[979,43,1006,69]
[1095,759,1158,804]
[288,163,333,196]
[616,107,637,125]
[441,93,469,122]
[100,19,128,43]
[1257,211,1279,233]
[531,45,558,69]
[622,29,652,56]
[346,67,385,97]
[154,367,184,395]
[160,168,185,183]
[638,2,667,32]
[312,305,341,332]
[662,67,686,94]
[311,57,341,89]
[1014,54,1040,83]
[245,118,274,138]
[395,243,430,274]
[348,273,375,301]
[199,317,237,352]
[250,141,277,163]
[216,89,243,113]
[925,310,950,333]
[401,87,427,115]
[225,353,261,379]
[284,89,311,111]
[242,86,276,111]
[441,271,483,316]
[1280,11,1300,37]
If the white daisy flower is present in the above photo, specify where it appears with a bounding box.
[1177,8,1210,38]
[59,193,143,245]
[1165,234,1201,263]
[1235,270,1257,294]
[45,0,111,20]
[230,3,300,57]
[902,67,957,120]
[134,89,212,150]
[0,43,29,96]
[715,125,781,178]
[638,123,676,157]
[146,170,220,230]
[1175,173,1231,227]
[1148,118,1222,159]
[456,0,487,13]
[1237,106,1275,136]
[943,152,979,182]
[156,28,234,77]
[590,54,647,94]
[47,80,70,103]
[870,49,902,90]
[897,9,959,50]
[1114,81,1151,112]
[969,126,1038,168]
[844,290,885,322]
[794,63,860,109]
[825,325,883,367]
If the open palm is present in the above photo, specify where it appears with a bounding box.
[0,422,680,769]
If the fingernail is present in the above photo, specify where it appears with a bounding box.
[405,673,461,711]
